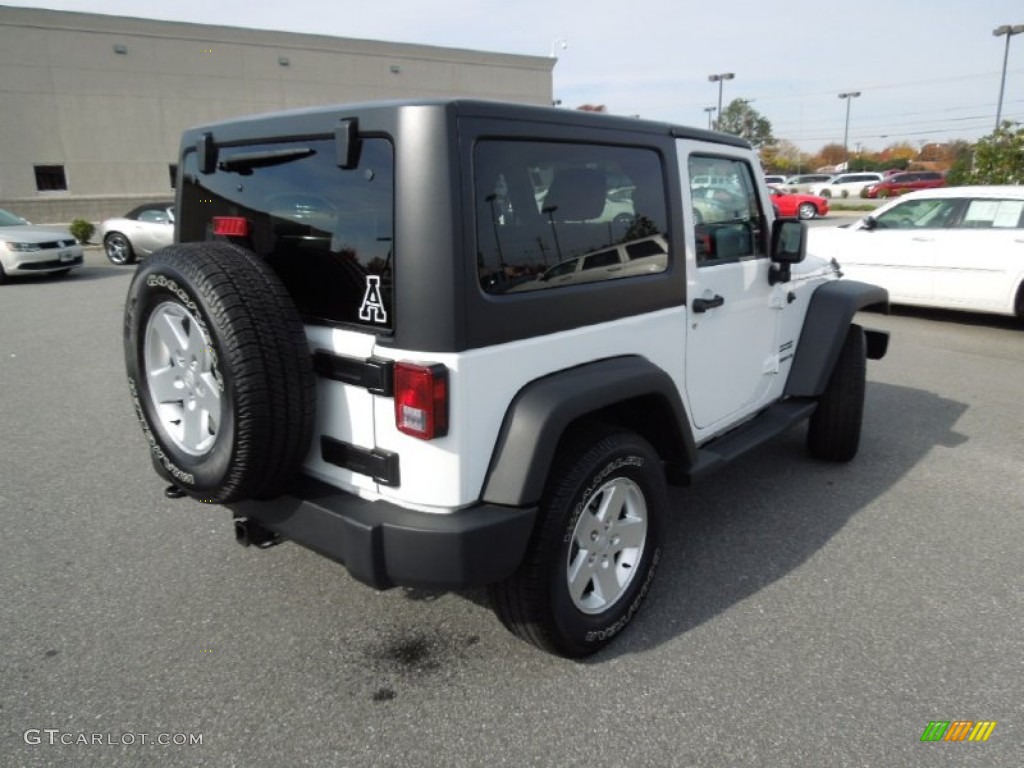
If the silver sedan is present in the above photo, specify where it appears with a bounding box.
[0,208,83,282]
[100,202,174,265]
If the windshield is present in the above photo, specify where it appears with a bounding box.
[0,209,28,226]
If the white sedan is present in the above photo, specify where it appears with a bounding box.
[0,208,83,283]
[807,186,1024,318]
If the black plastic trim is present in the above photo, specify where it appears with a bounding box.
[335,117,361,169]
[481,356,696,506]
[687,400,817,482]
[785,280,889,397]
[312,350,394,396]
[864,329,889,360]
[227,475,537,590]
[197,131,217,174]
[321,437,400,487]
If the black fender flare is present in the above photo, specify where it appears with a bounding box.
[785,280,889,398]
[480,356,696,507]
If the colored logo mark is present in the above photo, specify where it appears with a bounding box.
[920,721,997,742]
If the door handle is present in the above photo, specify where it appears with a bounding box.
[692,294,725,313]
[911,236,933,242]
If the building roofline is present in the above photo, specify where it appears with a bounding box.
[0,4,555,70]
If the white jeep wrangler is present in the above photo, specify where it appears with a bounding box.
[124,100,889,657]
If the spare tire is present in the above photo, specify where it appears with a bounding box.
[124,242,315,503]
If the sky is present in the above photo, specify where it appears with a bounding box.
[4,0,1024,154]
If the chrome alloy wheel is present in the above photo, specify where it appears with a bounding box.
[566,477,648,615]
[105,234,131,264]
[144,301,221,456]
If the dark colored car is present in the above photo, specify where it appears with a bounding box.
[865,171,946,199]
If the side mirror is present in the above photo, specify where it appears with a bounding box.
[769,218,806,285]
[770,218,806,263]
[862,215,877,231]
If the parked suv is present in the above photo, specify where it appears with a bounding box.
[864,171,946,198]
[123,100,889,657]
[781,173,833,193]
[808,173,884,199]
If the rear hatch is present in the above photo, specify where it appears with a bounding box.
[177,136,394,494]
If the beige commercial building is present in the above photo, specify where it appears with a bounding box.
[0,5,554,223]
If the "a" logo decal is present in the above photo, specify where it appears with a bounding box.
[359,275,388,324]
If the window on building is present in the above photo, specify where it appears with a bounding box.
[169,164,178,189]
[34,165,67,192]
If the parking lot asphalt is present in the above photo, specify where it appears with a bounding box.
[2,248,1022,767]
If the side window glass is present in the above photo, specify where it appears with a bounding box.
[688,155,766,265]
[960,199,1024,229]
[138,209,170,223]
[583,250,621,270]
[475,141,669,294]
[875,199,959,229]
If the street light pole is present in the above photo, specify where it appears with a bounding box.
[838,91,861,168]
[708,73,734,130]
[993,24,1024,129]
[703,106,716,130]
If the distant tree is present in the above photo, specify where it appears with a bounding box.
[814,143,847,169]
[879,141,917,163]
[848,152,906,172]
[940,140,971,170]
[944,141,978,186]
[947,122,1024,186]
[760,139,805,174]
[916,142,946,163]
[717,99,775,150]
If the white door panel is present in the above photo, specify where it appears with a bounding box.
[841,230,934,301]
[678,139,780,431]
[685,259,776,427]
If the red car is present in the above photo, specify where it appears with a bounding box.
[864,171,946,198]
[767,186,829,219]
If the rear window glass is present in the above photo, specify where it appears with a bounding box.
[474,140,669,294]
[180,137,394,330]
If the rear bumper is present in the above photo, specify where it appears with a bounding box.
[228,475,537,590]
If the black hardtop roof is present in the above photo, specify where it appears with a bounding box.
[180,98,751,150]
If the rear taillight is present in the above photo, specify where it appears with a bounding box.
[212,216,249,237]
[394,362,448,440]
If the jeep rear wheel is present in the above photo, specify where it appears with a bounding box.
[807,324,866,462]
[489,427,665,658]
[124,242,315,503]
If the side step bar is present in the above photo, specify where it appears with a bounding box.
[686,400,817,483]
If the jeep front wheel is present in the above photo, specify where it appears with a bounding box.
[807,324,866,462]
[124,242,315,503]
[489,427,666,657]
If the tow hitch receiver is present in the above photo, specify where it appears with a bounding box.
[234,517,283,549]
